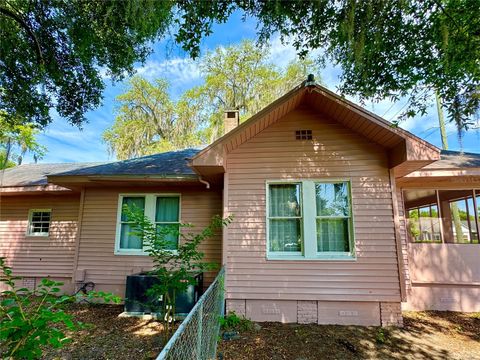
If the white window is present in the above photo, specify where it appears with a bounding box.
[27,209,51,236]
[267,180,354,260]
[115,194,180,255]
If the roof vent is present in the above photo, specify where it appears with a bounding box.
[295,130,312,140]
[306,74,316,86]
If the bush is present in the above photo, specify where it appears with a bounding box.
[123,205,232,341]
[0,257,120,359]
[220,311,253,332]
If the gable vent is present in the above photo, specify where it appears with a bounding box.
[295,130,312,140]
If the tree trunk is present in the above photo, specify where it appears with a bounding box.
[436,91,463,242]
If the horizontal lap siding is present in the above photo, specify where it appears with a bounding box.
[77,187,222,290]
[226,108,401,302]
[0,194,80,278]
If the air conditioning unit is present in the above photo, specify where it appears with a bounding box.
[124,272,203,316]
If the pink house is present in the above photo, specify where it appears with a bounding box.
[1,79,479,326]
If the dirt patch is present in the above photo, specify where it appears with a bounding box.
[43,304,168,360]
[218,311,480,360]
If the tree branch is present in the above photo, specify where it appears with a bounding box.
[0,5,43,65]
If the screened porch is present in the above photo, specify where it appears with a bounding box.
[403,189,480,244]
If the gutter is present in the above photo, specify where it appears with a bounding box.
[186,159,211,189]
[47,174,199,184]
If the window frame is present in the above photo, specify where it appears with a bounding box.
[114,193,181,255]
[266,179,356,261]
[26,209,52,237]
[266,181,304,257]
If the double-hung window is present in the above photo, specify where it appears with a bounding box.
[268,183,303,253]
[116,194,180,254]
[267,180,354,259]
[27,209,51,236]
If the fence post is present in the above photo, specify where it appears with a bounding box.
[196,303,203,360]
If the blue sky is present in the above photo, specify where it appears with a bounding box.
[25,12,479,164]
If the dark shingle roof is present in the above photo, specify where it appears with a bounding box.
[1,148,201,187]
[0,162,104,187]
[52,148,199,177]
[424,150,480,169]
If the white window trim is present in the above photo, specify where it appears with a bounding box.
[114,193,181,255]
[266,179,356,261]
[26,209,52,237]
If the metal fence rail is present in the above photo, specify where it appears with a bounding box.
[157,267,225,360]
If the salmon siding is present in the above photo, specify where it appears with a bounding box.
[0,194,80,292]
[225,108,399,299]
[0,80,478,325]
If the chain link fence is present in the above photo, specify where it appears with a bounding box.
[156,268,225,360]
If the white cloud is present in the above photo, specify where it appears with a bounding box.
[135,58,201,84]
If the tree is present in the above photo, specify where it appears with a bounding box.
[0,117,45,169]
[174,1,480,133]
[195,40,319,140]
[5,1,478,136]
[0,0,173,128]
[104,40,320,159]
[103,77,200,159]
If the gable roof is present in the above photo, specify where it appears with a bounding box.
[190,80,441,177]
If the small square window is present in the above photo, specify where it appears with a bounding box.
[27,210,51,236]
[295,130,312,140]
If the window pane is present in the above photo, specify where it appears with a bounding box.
[31,223,44,232]
[450,199,471,243]
[315,183,349,216]
[121,197,145,221]
[156,224,180,250]
[269,184,301,217]
[269,219,301,252]
[156,197,179,222]
[466,197,478,242]
[317,218,350,252]
[120,224,142,249]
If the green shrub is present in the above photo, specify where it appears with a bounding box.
[220,311,253,332]
[123,205,232,341]
[375,327,388,344]
[0,257,120,359]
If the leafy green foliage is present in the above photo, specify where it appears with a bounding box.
[0,257,121,359]
[0,150,16,169]
[219,311,253,332]
[174,1,480,132]
[102,77,202,159]
[123,205,232,340]
[104,40,320,159]
[0,117,46,169]
[3,1,478,134]
[375,327,388,344]
[0,0,173,128]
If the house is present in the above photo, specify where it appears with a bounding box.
[1,78,479,327]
